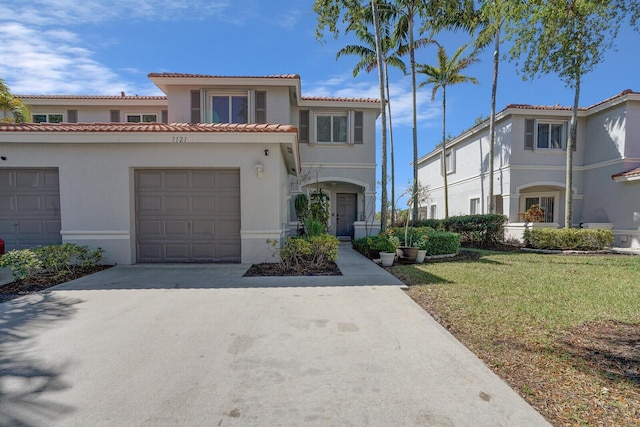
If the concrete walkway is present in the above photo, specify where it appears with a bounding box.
[0,244,550,426]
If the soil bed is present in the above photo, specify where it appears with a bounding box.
[244,261,341,277]
[0,266,112,303]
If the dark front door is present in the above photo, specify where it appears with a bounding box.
[336,193,357,237]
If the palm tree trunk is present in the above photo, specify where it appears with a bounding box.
[409,13,419,224]
[385,60,396,226]
[566,72,579,229]
[488,29,500,214]
[372,0,388,231]
[442,86,449,219]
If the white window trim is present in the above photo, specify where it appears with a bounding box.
[32,112,64,123]
[430,203,438,219]
[519,191,560,223]
[124,112,160,123]
[534,120,567,151]
[441,149,455,175]
[313,110,350,144]
[204,90,252,124]
[469,196,481,215]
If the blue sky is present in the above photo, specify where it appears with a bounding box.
[1,0,638,208]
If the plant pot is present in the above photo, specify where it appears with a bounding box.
[368,249,381,260]
[415,249,427,264]
[398,246,418,262]
[380,252,395,267]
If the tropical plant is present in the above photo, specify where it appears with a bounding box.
[0,78,29,123]
[336,6,406,225]
[508,0,640,228]
[418,42,478,219]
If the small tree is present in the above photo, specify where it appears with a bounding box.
[0,79,29,123]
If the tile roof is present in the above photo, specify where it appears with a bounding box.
[16,95,167,100]
[148,72,300,79]
[0,122,298,133]
[506,89,639,112]
[611,166,640,180]
[301,96,380,103]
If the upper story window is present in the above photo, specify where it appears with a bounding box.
[210,93,248,124]
[33,113,63,123]
[525,119,571,151]
[441,150,455,175]
[126,114,157,123]
[316,113,348,143]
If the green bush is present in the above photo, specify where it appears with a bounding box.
[523,228,614,250]
[444,214,507,247]
[0,243,104,281]
[418,231,461,256]
[280,234,339,269]
[390,226,436,247]
[413,219,445,231]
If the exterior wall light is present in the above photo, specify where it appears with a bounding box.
[255,162,264,178]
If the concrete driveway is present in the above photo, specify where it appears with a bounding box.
[0,250,549,426]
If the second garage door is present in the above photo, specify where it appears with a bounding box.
[135,169,241,262]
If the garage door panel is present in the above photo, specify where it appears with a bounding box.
[0,169,62,251]
[136,169,240,262]
[165,220,190,236]
[164,171,189,188]
[164,195,189,211]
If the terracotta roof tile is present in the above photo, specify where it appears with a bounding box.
[0,122,298,133]
[16,95,167,100]
[148,72,300,79]
[301,96,380,103]
[506,89,639,112]
[611,166,640,179]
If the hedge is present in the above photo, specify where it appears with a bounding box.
[414,214,507,247]
[280,234,339,269]
[419,231,460,256]
[523,228,614,250]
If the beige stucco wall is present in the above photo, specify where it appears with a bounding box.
[1,135,294,264]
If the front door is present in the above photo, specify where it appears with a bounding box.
[336,193,357,237]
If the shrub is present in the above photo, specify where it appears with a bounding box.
[413,219,445,231]
[0,243,104,281]
[418,231,461,256]
[524,228,614,250]
[280,234,339,269]
[351,236,372,257]
[445,214,508,247]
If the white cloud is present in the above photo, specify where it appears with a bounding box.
[306,75,441,129]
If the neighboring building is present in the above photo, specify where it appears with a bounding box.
[417,89,640,248]
[0,73,380,264]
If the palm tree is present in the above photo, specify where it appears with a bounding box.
[418,43,478,219]
[0,79,29,123]
[336,14,406,225]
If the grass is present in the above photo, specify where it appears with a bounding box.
[397,250,640,426]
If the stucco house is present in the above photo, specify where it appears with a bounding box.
[417,89,640,249]
[0,73,381,264]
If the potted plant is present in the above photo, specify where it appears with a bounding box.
[372,233,399,267]
[415,235,428,263]
[398,226,419,262]
[519,204,545,223]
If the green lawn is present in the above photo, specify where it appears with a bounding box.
[398,250,640,426]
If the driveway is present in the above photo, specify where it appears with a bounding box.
[0,251,549,426]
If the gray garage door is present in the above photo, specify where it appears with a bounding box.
[0,168,62,251]
[135,169,241,262]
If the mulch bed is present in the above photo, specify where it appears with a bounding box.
[243,261,341,277]
[0,266,111,303]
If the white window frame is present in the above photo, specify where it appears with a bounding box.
[314,111,350,144]
[32,113,64,123]
[430,204,438,219]
[125,113,159,123]
[441,149,455,175]
[535,120,567,150]
[204,90,252,124]
[469,197,481,215]
[520,192,559,223]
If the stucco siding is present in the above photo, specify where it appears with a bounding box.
[1,140,290,264]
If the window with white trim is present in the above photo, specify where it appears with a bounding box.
[523,195,555,223]
[206,92,248,124]
[441,150,455,174]
[470,197,480,215]
[525,119,568,150]
[126,113,158,123]
[316,112,348,143]
[33,113,63,123]
[430,204,438,219]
